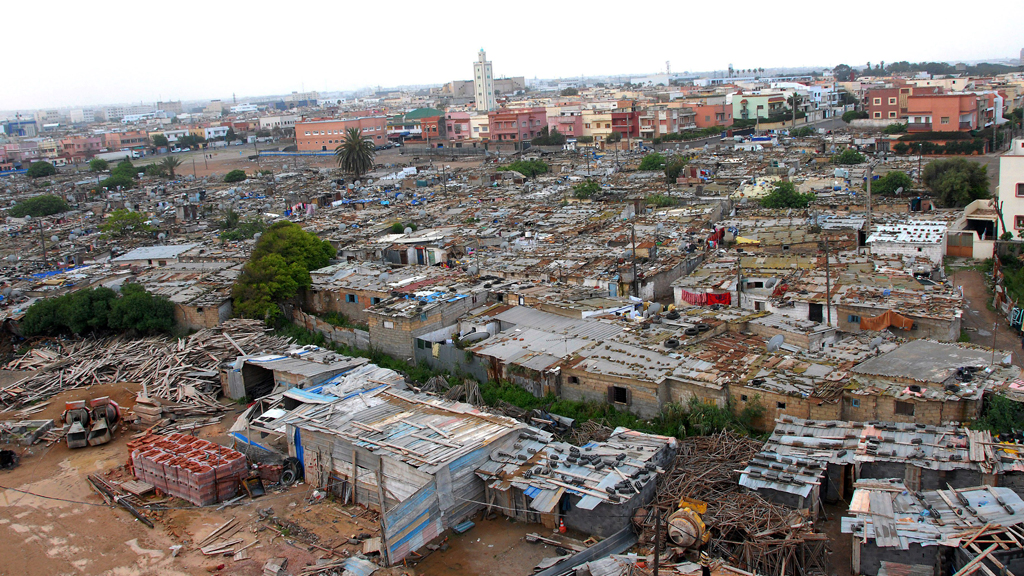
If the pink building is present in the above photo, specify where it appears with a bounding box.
[295,115,388,151]
[62,136,105,160]
[487,107,547,143]
[445,111,471,141]
[547,112,583,139]
[692,103,733,129]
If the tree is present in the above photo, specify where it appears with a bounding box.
[922,158,990,207]
[108,284,175,334]
[101,209,152,238]
[177,134,204,149]
[576,135,594,144]
[9,195,69,218]
[833,64,854,82]
[152,134,170,147]
[560,87,579,96]
[97,174,135,190]
[232,221,336,319]
[89,158,109,172]
[224,169,247,183]
[606,131,622,144]
[873,171,913,195]
[334,127,375,179]
[760,181,815,209]
[833,149,866,165]
[225,127,237,143]
[145,164,167,177]
[664,156,688,183]
[531,126,566,146]
[639,152,667,171]
[842,110,869,123]
[111,160,137,180]
[220,208,241,230]
[26,161,57,178]
[573,180,601,199]
[787,93,802,125]
[893,142,910,154]
[496,160,549,178]
[882,123,908,134]
[160,156,182,178]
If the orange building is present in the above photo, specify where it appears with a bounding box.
[905,94,978,132]
[295,116,388,151]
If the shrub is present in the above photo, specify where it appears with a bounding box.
[26,162,57,178]
[224,169,247,183]
[572,180,601,199]
[881,123,907,134]
[842,110,869,123]
[873,171,912,195]
[21,285,173,336]
[664,156,688,182]
[638,152,666,171]
[760,181,815,209]
[496,160,548,178]
[833,149,866,164]
[9,195,70,218]
[88,158,109,172]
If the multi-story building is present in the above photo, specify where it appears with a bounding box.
[691,102,734,129]
[68,109,96,124]
[473,49,497,112]
[295,116,388,151]
[546,107,583,140]
[610,108,641,141]
[905,93,979,132]
[731,91,787,121]
[445,111,471,142]
[488,107,547,144]
[866,87,906,121]
[637,105,685,140]
[997,138,1024,234]
[157,101,183,115]
[259,114,299,131]
[103,130,150,151]
[61,136,105,159]
[468,113,490,141]
[582,110,613,143]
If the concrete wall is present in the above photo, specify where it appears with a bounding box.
[293,309,370,351]
[413,339,489,383]
[869,241,945,266]
[174,299,231,331]
[837,304,959,342]
[840,390,981,425]
[855,540,939,576]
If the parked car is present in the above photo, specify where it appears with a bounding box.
[171,148,182,153]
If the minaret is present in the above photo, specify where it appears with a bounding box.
[473,49,497,112]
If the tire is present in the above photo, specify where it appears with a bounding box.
[666,311,680,320]
[279,469,297,486]
[664,338,680,349]
[696,323,711,332]
[684,327,699,336]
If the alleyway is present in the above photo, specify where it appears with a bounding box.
[955,269,1023,368]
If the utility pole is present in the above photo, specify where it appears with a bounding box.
[991,321,998,367]
[653,509,660,576]
[631,223,639,298]
[866,164,873,226]
[192,158,197,179]
[823,234,832,326]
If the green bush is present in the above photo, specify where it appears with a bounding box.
[842,110,869,123]
[531,127,566,146]
[873,171,912,195]
[646,194,678,208]
[97,174,135,190]
[496,160,548,178]
[893,142,910,154]
[220,219,266,242]
[881,123,907,134]
[972,394,1024,435]
[88,158,109,172]
[9,195,70,218]
[26,162,57,178]
[922,158,990,207]
[572,180,601,199]
[664,156,688,182]
[224,169,247,183]
[638,152,666,171]
[21,285,173,336]
[790,126,816,137]
[833,149,866,164]
[760,181,815,209]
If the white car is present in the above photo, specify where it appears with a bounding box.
[171,148,182,153]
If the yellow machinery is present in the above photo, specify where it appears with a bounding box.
[667,496,710,549]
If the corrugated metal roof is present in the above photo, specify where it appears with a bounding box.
[493,307,624,341]
[112,243,200,262]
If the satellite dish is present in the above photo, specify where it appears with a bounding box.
[500,242,509,249]
[404,227,413,234]
[6,255,17,263]
[1,288,11,298]
[869,337,884,350]
[656,223,664,231]
[895,187,903,196]
[380,273,390,281]
[418,209,426,218]
[355,180,361,187]
[158,233,166,241]
[468,265,479,275]
[50,235,59,243]
[766,334,785,353]
[253,232,262,241]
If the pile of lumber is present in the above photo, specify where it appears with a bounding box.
[197,517,257,558]
[0,319,292,412]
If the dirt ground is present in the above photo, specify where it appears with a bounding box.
[0,381,388,576]
[953,268,1024,367]
[413,518,580,576]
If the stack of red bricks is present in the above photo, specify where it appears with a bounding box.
[129,432,247,506]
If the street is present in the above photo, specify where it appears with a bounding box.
[956,269,1022,367]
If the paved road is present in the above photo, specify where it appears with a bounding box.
[956,269,1022,366]
[658,116,850,151]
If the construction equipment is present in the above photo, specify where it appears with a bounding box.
[61,397,121,449]
[667,496,711,550]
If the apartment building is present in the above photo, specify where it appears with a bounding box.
[691,102,734,128]
[997,138,1024,234]
[487,107,547,144]
[905,93,979,132]
[295,116,388,151]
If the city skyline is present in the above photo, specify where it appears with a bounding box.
[3,0,1023,110]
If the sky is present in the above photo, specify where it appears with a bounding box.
[4,0,1022,110]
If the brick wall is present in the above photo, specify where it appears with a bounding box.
[293,309,370,351]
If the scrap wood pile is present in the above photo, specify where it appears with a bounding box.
[650,430,820,571]
[0,319,292,412]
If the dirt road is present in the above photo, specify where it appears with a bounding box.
[955,269,1022,366]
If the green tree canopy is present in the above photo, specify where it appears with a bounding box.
[97,174,135,190]
[152,134,169,147]
[224,169,247,183]
[9,195,70,218]
[606,131,622,144]
[26,161,57,178]
[496,160,549,178]
[20,285,173,336]
[531,126,566,146]
[573,180,601,199]
[922,158,990,207]
[665,156,688,183]
[639,152,667,171]
[101,209,152,237]
[873,171,913,195]
[89,158,109,172]
[833,149,866,165]
[334,127,375,178]
[842,110,869,123]
[177,134,204,149]
[160,156,182,178]
[559,87,579,96]
[233,221,337,319]
[225,127,237,143]
[111,160,137,180]
[760,181,816,209]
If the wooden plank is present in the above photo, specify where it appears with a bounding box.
[953,544,998,576]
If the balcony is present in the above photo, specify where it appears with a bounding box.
[960,121,973,130]
[907,123,932,132]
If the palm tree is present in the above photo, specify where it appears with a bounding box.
[335,128,375,179]
[160,156,182,178]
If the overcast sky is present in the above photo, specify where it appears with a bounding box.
[5,0,1021,110]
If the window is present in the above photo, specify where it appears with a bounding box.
[776,402,787,409]
[740,395,748,401]
[1017,184,1024,198]
[346,294,357,303]
[371,297,382,305]
[848,315,861,323]
[889,111,897,118]
[419,312,428,321]
[888,97,897,105]
[610,386,629,405]
[416,339,426,349]
[585,123,591,128]
[941,117,950,124]
[873,98,881,105]
[850,398,861,408]
[568,376,579,384]
[895,400,915,416]
[873,112,882,119]
[383,320,394,329]
[196,307,204,313]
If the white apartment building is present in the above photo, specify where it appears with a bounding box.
[998,139,1024,235]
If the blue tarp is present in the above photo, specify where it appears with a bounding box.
[25,264,91,280]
